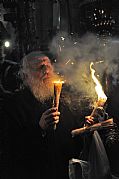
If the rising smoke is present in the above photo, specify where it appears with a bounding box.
[49,32,119,108]
[50,32,119,85]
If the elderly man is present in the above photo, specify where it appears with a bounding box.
[1,51,86,179]
[2,50,118,179]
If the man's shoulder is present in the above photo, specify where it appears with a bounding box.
[2,88,29,106]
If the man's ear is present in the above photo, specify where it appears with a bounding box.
[23,73,28,80]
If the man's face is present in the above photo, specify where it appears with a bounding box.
[26,55,56,101]
[30,56,54,81]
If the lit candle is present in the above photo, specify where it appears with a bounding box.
[90,62,107,116]
[53,80,64,130]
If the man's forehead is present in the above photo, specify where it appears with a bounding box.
[28,56,50,65]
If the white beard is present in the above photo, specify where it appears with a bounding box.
[27,75,54,102]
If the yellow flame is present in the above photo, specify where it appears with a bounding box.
[90,62,107,104]
[53,80,64,84]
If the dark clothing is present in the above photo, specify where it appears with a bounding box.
[69,131,112,179]
[0,87,85,179]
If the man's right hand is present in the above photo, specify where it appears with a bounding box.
[39,107,60,130]
[85,116,95,126]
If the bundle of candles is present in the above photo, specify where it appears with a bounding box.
[71,62,114,137]
[53,80,64,130]
[71,113,113,137]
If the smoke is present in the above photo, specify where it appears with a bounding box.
[49,32,119,106]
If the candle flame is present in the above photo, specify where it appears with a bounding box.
[53,80,64,108]
[52,80,64,130]
[90,62,107,105]
[53,80,64,84]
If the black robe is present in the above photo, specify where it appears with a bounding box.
[0,87,86,179]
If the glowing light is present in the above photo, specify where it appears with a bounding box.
[4,41,10,48]
[53,80,64,84]
[90,62,107,105]
[95,61,103,64]
[61,37,65,41]
[65,59,71,65]
[53,80,64,130]
[53,80,64,108]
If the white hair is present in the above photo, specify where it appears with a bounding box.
[19,51,55,102]
[20,51,46,83]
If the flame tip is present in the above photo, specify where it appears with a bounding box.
[90,62,107,105]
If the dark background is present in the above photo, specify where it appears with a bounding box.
[0,0,119,60]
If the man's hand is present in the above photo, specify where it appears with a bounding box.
[39,107,60,130]
[85,107,108,126]
[85,116,95,126]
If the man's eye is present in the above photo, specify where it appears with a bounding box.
[32,64,52,72]
[31,65,46,72]
[40,64,46,70]
[39,65,47,72]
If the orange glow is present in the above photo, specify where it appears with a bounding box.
[53,80,64,109]
[53,80,64,84]
[90,62,107,106]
